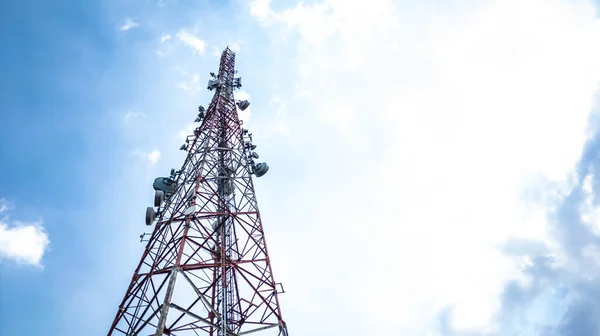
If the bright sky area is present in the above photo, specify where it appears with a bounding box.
[3,0,600,335]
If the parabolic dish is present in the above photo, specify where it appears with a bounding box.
[183,205,198,216]
[145,207,156,225]
[186,188,195,200]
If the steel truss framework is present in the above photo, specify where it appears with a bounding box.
[108,48,288,336]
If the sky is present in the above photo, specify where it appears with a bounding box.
[2,0,600,335]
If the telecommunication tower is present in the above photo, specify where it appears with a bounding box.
[108,47,289,336]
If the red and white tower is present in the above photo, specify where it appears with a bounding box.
[108,47,288,336]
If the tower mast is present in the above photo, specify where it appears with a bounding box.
[108,47,288,336]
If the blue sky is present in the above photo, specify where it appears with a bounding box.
[3,0,600,335]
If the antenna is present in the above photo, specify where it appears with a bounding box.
[139,233,151,243]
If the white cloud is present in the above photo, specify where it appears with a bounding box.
[580,173,600,236]
[0,201,49,267]
[267,95,290,136]
[146,150,161,165]
[122,111,145,124]
[0,198,10,213]
[156,36,174,57]
[119,17,139,31]
[177,72,202,95]
[249,0,273,23]
[249,0,600,334]
[160,33,172,43]
[176,30,205,54]
[135,149,161,165]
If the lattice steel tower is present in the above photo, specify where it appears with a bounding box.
[108,47,288,336]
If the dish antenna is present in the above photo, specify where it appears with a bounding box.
[233,77,242,89]
[145,207,156,225]
[153,177,177,197]
[196,105,206,121]
[154,190,165,207]
[236,100,250,111]
[253,162,269,177]
[185,188,196,202]
[207,78,222,90]
[183,205,198,216]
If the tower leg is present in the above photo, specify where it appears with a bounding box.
[154,267,178,336]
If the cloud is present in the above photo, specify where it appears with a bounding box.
[146,150,161,165]
[134,149,161,165]
[266,95,290,136]
[119,17,139,31]
[249,0,273,23]
[122,111,145,124]
[0,200,49,267]
[177,73,201,95]
[248,0,600,334]
[157,34,175,57]
[176,30,205,54]
[0,198,11,213]
[470,126,600,335]
[160,33,171,43]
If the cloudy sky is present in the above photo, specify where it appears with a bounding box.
[2,0,600,335]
